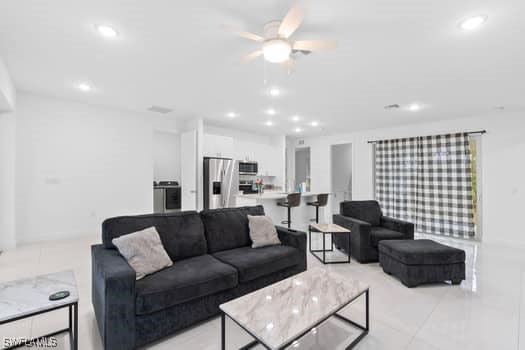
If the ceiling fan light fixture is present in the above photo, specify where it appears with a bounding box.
[263,39,292,63]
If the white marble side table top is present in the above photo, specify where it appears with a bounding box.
[0,270,78,322]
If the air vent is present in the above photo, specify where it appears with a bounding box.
[384,104,400,110]
[147,105,174,114]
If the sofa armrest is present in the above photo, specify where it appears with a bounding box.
[333,214,372,261]
[333,214,371,234]
[276,226,307,271]
[91,244,136,350]
[381,216,415,240]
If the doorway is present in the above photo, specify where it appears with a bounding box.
[295,147,310,192]
[331,143,352,214]
[181,130,197,210]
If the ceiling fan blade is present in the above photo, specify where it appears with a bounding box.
[278,5,305,38]
[222,25,264,42]
[293,40,337,52]
[240,50,263,64]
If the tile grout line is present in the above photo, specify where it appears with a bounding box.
[403,287,452,350]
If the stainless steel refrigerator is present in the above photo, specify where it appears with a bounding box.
[203,157,238,209]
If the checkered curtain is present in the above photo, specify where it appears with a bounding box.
[375,132,476,238]
[375,137,419,223]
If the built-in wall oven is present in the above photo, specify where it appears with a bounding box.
[238,161,258,175]
[239,180,257,194]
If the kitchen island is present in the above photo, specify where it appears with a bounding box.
[236,192,321,231]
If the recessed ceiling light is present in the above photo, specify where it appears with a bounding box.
[294,127,303,133]
[291,115,301,122]
[77,83,92,92]
[310,121,319,127]
[269,87,281,97]
[407,103,421,111]
[226,112,238,118]
[266,108,276,116]
[459,15,487,31]
[265,120,274,126]
[96,25,118,38]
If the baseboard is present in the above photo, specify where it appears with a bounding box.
[16,230,98,246]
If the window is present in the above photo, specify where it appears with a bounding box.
[374,132,480,239]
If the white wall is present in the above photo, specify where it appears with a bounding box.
[0,112,16,250]
[15,92,154,243]
[153,131,181,182]
[293,112,525,248]
[204,125,286,188]
[0,57,16,250]
[0,57,16,112]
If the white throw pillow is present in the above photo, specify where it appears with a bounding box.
[247,215,281,248]
[112,226,173,280]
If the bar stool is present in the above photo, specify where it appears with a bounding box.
[277,193,302,229]
[307,193,329,223]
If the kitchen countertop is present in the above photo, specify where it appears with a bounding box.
[236,192,318,200]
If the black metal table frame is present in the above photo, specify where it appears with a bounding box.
[309,225,351,264]
[221,289,369,350]
[0,302,78,350]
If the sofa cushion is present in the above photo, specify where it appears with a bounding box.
[340,200,382,226]
[248,215,281,248]
[213,245,301,283]
[135,254,238,315]
[102,211,207,261]
[112,226,173,280]
[370,227,406,247]
[378,239,466,265]
[201,206,265,253]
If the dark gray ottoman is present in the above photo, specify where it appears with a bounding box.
[378,239,465,287]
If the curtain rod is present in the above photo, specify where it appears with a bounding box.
[367,130,486,144]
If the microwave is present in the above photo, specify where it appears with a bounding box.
[238,161,258,175]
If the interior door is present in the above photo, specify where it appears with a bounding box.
[331,143,352,214]
[181,130,197,210]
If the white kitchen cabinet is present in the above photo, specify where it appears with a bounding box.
[203,134,234,158]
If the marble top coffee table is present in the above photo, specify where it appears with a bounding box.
[0,270,79,350]
[309,223,351,264]
[219,267,369,350]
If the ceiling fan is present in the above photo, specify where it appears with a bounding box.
[224,5,337,67]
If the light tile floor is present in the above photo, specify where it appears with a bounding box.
[0,232,523,350]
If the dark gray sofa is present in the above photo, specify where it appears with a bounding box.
[91,205,306,350]
[333,200,414,263]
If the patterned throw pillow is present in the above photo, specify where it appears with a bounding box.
[247,215,281,248]
[112,227,173,280]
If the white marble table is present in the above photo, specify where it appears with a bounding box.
[0,270,79,349]
[219,267,369,350]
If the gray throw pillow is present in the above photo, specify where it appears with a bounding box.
[247,215,281,248]
[112,226,173,280]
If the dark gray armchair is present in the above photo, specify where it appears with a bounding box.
[333,200,414,263]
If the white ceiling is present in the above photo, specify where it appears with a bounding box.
[0,0,524,136]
